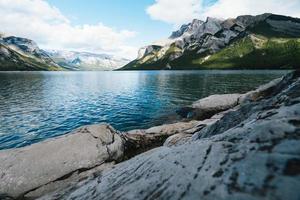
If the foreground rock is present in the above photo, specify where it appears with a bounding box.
[0,121,206,199]
[0,124,124,198]
[38,71,300,200]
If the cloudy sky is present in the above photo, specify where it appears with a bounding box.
[0,0,300,59]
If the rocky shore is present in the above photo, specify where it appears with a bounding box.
[0,71,299,200]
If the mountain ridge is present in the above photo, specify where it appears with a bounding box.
[0,35,63,71]
[121,13,300,70]
[0,35,129,71]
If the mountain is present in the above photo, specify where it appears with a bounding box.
[0,35,63,71]
[46,50,130,71]
[121,13,300,70]
[0,35,129,71]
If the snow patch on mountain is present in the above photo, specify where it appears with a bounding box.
[46,50,130,71]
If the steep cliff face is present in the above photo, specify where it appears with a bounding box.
[0,36,62,71]
[122,14,300,70]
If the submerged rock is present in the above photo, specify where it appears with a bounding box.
[37,71,300,200]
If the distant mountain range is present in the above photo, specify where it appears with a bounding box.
[0,35,129,71]
[46,50,130,71]
[122,13,300,70]
[1,13,300,71]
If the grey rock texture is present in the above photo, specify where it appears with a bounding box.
[163,133,192,147]
[191,93,241,120]
[0,124,124,198]
[38,71,300,200]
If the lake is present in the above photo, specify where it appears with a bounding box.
[0,70,289,150]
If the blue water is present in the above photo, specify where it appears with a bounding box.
[0,70,288,150]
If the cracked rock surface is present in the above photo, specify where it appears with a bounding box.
[38,71,300,200]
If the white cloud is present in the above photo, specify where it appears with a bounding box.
[146,0,203,26]
[204,0,300,20]
[0,0,138,59]
[147,0,300,26]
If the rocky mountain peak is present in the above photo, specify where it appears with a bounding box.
[170,24,190,39]
[0,35,63,71]
[71,57,82,65]
[2,36,61,67]
[188,19,204,32]
[170,19,204,39]
[2,36,39,54]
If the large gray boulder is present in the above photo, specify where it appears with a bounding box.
[38,71,300,200]
[0,124,124,198]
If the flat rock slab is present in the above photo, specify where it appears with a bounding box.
[0,124,124,198]
[191,93,241,120]
[192,93,241,110]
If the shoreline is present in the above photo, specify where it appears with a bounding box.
[0,71,299,199]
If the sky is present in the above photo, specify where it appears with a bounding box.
[0,0,300,59]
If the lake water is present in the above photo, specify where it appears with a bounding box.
[0,70,288,150]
